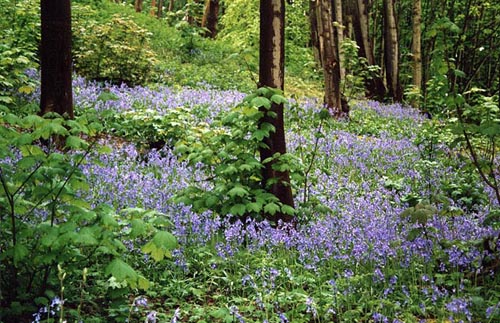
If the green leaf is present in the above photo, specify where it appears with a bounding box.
[13,244,29,265]
[73,229,99,246]
[246,202,262,213]
[138,275,150,290]
[251,129,268,141]
[205,194,219,208]
[250,96,271,109]
[105,258,138,282]
[230,203,247,216]
[65,135,87,149]
[227,186,249,198]
[129,219,147,238]
[264,202,280,215]
[152,231,177,250]
[210,308,230,319]
[100,209,118,228]
[281,204,295,215]
[270,94,287,105]
[142,231,177,262]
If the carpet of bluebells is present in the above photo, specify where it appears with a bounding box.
[42,78,500,322]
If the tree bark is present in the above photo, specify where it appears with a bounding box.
[40,0,73,118]
[314,0,346,117]
[309,0,321,64]
[134,0,143,12]
[157,0,164,18]
[383,0,402,102]
[259,0,295,223]
[411,0,422,107]
[332,0,345,79]
[351,0,385,100]
[168,0,174,12]
[150,0,157,16]
[202,0,220,38]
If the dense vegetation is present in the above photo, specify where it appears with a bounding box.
[1,0,499,322]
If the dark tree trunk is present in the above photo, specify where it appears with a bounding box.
[40,0,73,118]
[259,0,295,224]
[309,0,322,64]
[157,0,164,18]
[202,0,220,38]
[134,0,144,12]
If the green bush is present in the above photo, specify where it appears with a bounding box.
[0,0,39,107]
[73,11,158,85]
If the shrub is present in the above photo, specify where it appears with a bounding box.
[73,12,158,85]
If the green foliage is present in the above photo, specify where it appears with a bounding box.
[0,0,39,107]
[73,10,158,85]
[219,0,260,50]
[0,110,176,321]
[173,87,298,221]
[341,39,381,102]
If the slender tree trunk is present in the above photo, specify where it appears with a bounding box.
[168,0,174,11]
[157,0,163,18]
[40,0,73,118]
[383,0,402,102]
[352,0,385,100]
[411,0,422,108]
[316,0,344,117]
[202,0,219,38]
[134,0,143,12]
[150,0,157,16]
[309,0,322,64]
[259,0,295,223]
[332,0,345,79]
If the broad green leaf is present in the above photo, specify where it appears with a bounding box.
[227,186,248,198]
[138,275,150,290]
[65,135,87,149]
[152,231,177,249]
[264,202,280,215]
[13,244,30,265]
[281,204,296,215]
[230,203,247,216]
[129,219,147,238]
[270,94,287,105]
[250,96,271,109]
[246,202,262,213]
[205,195,219,208]
[142,231,177,262]
[105,258,138,282]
